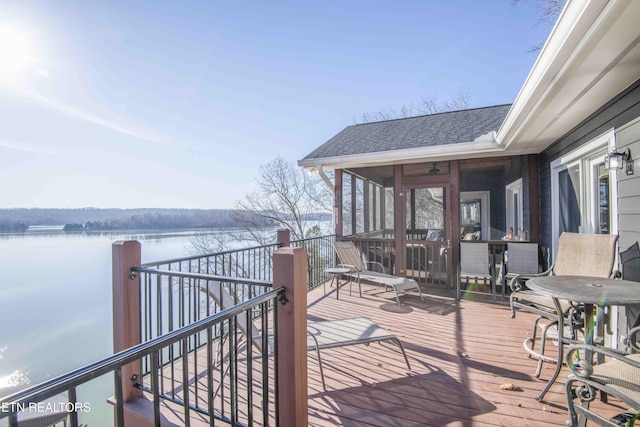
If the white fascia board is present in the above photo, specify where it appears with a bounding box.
[298,133,501,170]
[496,0,608,148]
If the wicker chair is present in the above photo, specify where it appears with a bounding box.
[509,233,619,377]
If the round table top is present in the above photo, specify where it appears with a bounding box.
[325,267,351,274]
[527,275,640,305]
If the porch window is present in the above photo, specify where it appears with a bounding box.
[342,173,352,236]
[550,129,617,257]
[342,170,390,237]
[355,177,364,234]
[461,191,490,240]
[406,188,445,239]
[596,163,610,234]
[558,164,581,234]
[385,187,394,232]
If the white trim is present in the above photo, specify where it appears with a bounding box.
[497,0,599,146]
[298,136,500,170]
[506,178,524,237]
[608,137,620,238]
[496,0,639,151]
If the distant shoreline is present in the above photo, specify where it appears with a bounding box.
[0,208,330,234]
[0,227,250,238]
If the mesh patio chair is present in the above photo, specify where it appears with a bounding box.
[502,242,540,300]
[565,333,640,427]
[620,242,640,349]
[333,241,423,304]
[457,242,494,300]
[199,283,411,392]
[509,232,619,377]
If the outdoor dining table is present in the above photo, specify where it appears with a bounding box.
[526,275,640,402]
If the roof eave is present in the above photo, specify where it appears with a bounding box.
[497,0,640,151]
[298,132,503,170]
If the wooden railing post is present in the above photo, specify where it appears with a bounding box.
[112,240,143,403]
[277,229,291,247]
[273,237,308,427]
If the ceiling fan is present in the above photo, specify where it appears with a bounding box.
[428,162,440,175]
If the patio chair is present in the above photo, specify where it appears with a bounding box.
[509,232,618,377]
[457,242,493,300]
[620,242,640,345]
[503,242,540,300]
[619,242,640,356]
[199,283,411,392]
[307,317,411,391]
[200,280,266,354]
[332,241,423,304]
[565,334,640,427]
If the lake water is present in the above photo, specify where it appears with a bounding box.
[0,229,239,425]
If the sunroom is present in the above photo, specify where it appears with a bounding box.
[299,105,542,297]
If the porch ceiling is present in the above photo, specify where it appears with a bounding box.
[497,0,640,153]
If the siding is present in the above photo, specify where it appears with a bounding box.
[539,80,640,339]
[539,79,640,253]
[616,116,640,249]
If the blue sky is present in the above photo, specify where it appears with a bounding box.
[1,0,553,209]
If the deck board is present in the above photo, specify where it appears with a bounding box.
[306,283,626,426]
[148,282,629,426]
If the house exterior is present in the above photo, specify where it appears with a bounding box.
[299,0,640,336]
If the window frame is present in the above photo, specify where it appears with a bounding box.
[550,128,618,258]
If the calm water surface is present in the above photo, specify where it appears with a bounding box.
[0,230,228,425]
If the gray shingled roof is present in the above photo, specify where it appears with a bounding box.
[302,104,512,161]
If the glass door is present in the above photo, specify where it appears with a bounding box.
[550,129,617,258]
[403,186,450,286]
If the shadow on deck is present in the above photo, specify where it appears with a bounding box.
[305,283,626,427]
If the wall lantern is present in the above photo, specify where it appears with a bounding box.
[604,147,634,176]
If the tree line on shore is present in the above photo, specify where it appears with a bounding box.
[0,157,333,240]
[0,208,285,233]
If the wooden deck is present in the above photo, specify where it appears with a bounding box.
[305,282,626,427]
[144,281,628,426]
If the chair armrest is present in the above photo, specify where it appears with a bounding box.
[336,264,357,272]
[622,325,640,352]
[508,270,549,292]
[566,344,640,378]
[508,263,558,292]
[364,261,386,273]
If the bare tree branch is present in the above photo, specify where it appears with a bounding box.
[357,89,472,124]
[232,157,332,244]
[513,0,566,52]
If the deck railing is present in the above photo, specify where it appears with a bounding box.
[131,234,335,358]
[1,230,311,427]
[141,233,336,290]
[0,287,285,427]
[344,232,450,285]
[130,267,274,375]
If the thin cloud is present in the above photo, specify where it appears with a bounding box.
[0,139,60,155]
[21,86,175,147]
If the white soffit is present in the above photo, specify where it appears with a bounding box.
[498,0,640,153]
